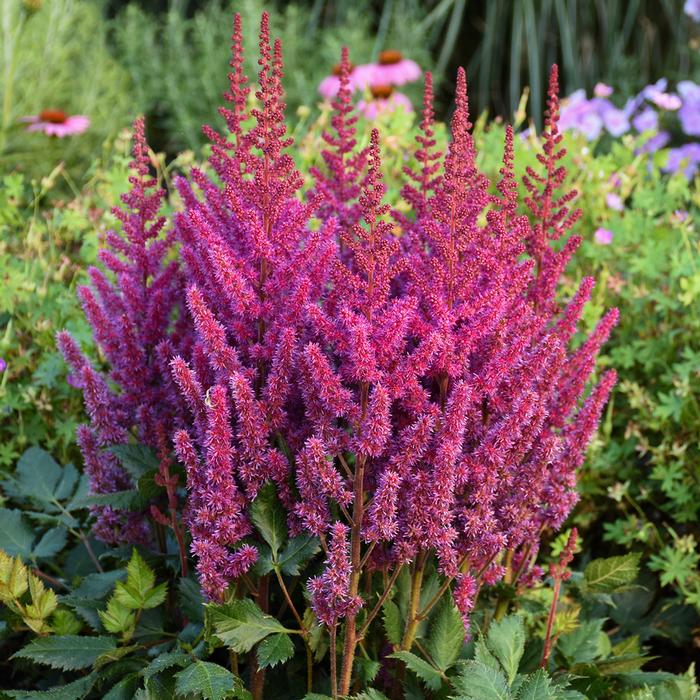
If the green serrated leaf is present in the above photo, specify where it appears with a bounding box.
[109,444,160,480]
[275,535,320,576]
[210,599,289,653]
[179,577,205,624]
[250,483,287,558]
[452,660,511,699]
[99,597,136,635]
[12,635,117,671]
[103,674,141,700]
[3,672,97,699]
[71,490,148,511]
[72,570,127,599]
[256,632,294,669]
[388,650,443,691]
[126,549,156,598]
[584,553,641,593]
[426,599,464,671]
[486,615,525,685]
[143,650,191,679]
[51,609,83,635]
[33,527,68,558]
[174,660,243,700]
[0,508,35,558]
[382,600,402,646]
[515,669,554,699]
[15,447,63,503]
[54,463,80,501]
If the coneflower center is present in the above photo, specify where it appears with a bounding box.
[332,62,354,76]
[378,50,402,65]
[370,85,394,99]
[39,109,68,124]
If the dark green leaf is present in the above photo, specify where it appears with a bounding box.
[584,553,641,593]
[15,447,63,503]
[143,651,191,679]
[109,444,160,480]
[72,570,126,599]
[3,672,97,699]
[179,577,205,624]
[452,660,511,699]
[54,463,80,501]
[382,600,402,646]
[210,599,288,653]
[486,615,525,684]
[388,651,443,691]
[103,673,141,700]
[33,527,68,558]
[250,483,286,558]
[12,635,117,671]
[276,535,320,576]
[0,508,34,558]
[515,669,554,699]
[256,632,294,669]
[174,660,243,700]
[71,490,147,511]
[426,599,464,671]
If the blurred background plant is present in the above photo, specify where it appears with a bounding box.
[0,0,131,186]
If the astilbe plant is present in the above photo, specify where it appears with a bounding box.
[59,12,617,698]
[58,117,189,547]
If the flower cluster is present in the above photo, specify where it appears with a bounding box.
[63,12,616,691]
[59,117,188,544]
[558,78,700,179]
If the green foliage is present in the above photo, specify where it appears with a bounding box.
[0,1,132,185]
[209,598,291,654]
[13,634,117,671]
[174,660,247,700]
[584,553,642,594]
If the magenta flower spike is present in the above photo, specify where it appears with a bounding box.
[58,117,188,545]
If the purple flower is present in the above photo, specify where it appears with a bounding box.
[632,107,658,133]
[594,82,613,98]
[648,89,682,111]
[638,130,671,154]
[664,143,700,179]
[600,104,630,137]
[684,0,700,21]
[678,81,700,136]
[605,193,624,211]
[0,358,6,373]
[594,227,614,245]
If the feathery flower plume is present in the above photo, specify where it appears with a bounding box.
[59,117,187,544]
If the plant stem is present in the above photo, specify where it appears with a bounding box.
[540,576,561,669]
[330,624,338,699]
[250,574,269,700]
[273,566,314,692]
[400,554,426,651]
[357,564,403,642]
[338,450,366,695]
[494,548,515,621]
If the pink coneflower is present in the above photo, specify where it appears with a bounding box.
[22,109,90,137]
[594,227,614,245]
[318,62,372,99]
[367,50,421,87]
[357,85,413,119]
